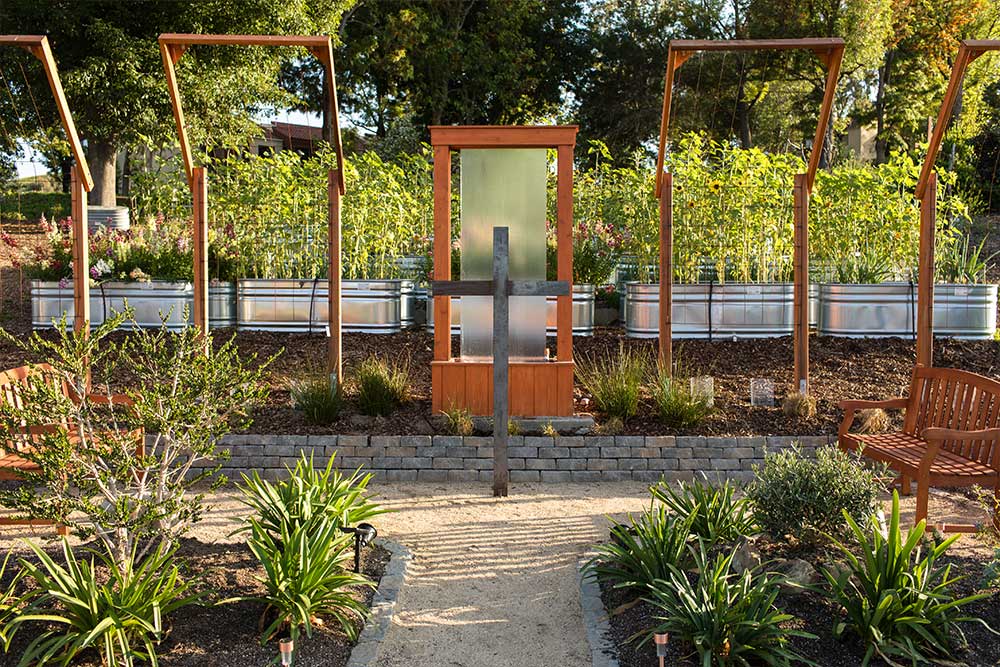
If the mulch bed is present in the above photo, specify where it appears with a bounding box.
[0,537,390,667]
[600,540,1000,667]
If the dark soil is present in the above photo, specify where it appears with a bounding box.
[600,544,1000,667]
[0,537,390,667]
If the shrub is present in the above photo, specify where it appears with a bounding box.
[649,367,713,428]
[244,517,372,644]
[650,476,755,546]
[0,311,276,575]
[441,402,474,436]
[644,545,813,666]
[290,372,343,424]
[821,492,993,666]
[12,539,201,667]
[576,343,647,422]
[584,507,695,594]
[747,445,886,544]
[237,454,384,544]
[355,355,410,416]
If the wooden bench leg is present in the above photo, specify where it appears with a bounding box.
[915,477,929,526]
[993,482,1000,534]
[899,474,912,496]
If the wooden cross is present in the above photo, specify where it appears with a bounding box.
[432,227,569,497]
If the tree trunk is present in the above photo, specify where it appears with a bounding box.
[874,49,894,164]
[736,77,752,148]
[88,140,117,206]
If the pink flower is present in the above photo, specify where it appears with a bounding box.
[58,277,69,289]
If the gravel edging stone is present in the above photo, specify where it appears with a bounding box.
[346,537,412,667]
[578,553,620,667]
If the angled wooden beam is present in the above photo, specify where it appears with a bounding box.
[0,35,92,191]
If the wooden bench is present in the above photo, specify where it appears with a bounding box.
[1,364,137,534]
[839,364,1000,532]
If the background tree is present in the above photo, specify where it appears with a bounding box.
[0,0,356,206]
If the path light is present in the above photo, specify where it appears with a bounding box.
[654,632,669,667]
[279,637,294,667]
[341,522,378,572]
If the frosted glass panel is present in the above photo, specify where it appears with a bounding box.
[460,149,547,361]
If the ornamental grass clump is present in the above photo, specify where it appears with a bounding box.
[821,492,995,666]
[289,371,343,424]
[584,506,696,594]
[747,445,887,545]
[576,343,648,422]
[650,365,713,429]
[643,545,814,667]
[651,475,756,546]
[355,354,411,416]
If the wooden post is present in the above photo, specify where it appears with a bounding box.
[328,170,343,388]
[70,169,89,335]
[658,172,672,371]
[492,227,510,497]
[916,173,936,368]
[433,145,452,363]
[556,144,573,362]
[793,173,809,394]
[191,166,209,333]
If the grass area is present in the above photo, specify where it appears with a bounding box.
[0,190,71,223]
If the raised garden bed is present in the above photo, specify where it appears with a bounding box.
[0,536,391,667]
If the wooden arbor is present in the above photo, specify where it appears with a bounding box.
[429,126,578,417]
[656,39,845,394]
[158,34,346,384]
[0,35,93,334]
[915,40,1000,369]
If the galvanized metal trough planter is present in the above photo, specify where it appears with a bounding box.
[31,280,235,330]
[818,282,998,339]
[425,284,595,336]
[624,282,800,339]
[237,278,407,334]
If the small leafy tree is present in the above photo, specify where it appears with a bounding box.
[0,309,277,575]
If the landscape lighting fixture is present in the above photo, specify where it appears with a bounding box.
[341,522,378,572]
[654,632,669,667]
[279,637,294,667]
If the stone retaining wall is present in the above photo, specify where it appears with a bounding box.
[200,434,837,483]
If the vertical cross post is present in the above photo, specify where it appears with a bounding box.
[192,166,209,335]
[793,173,809,395]
[658,171,673,371]
[492,227,510,497]
[70,169,89,336]
[916,173,936,368]
[328,169,343,389]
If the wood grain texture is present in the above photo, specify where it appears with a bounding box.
[493,227,510,496]
[70,171,89,336]
[916,174,936,368]
[557,144,574,362]
[191,167,209,333]
[793,174,809,392]
[658,173,672,370]
[429,125,578,148]
[328,171,343,387]
[432,145,452,362]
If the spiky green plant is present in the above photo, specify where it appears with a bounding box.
[651,475,756,546]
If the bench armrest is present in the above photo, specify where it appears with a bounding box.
[837,398,908,411]
[838,398,908,438]
[87,393,134,407]
[921,427,1000,443]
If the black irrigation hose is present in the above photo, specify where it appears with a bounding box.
[707,279,714,342]
[908,279,916,341]
[99,281,108,325]
[307,277,320,335]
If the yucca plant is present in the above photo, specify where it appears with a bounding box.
[651,476,756,546]
[0,550,29,652]
[243,517,372,644]
[355,355,411,417]
[821,492,995,666]
[12,539,201,667]
[237,453,384,545]
[644,544,814,666]
[576,343,648,422]
[584,506,696,594]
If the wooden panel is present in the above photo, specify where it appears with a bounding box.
[556,144,574,361]
[659,174,672,370]
[192,167,209,332]
[432,361,574,416]
[432,145,452,362]
[328,171,342,386]
[429,125,578,149]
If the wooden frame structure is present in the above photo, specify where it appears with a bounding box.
[428,125,578,416]
[914,40,1000,369]
[158,33,346,384]
[0,35,93,334]
[656,38,845,394]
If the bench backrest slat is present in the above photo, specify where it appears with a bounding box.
[906,365,1000,468]
[0,364,64,454]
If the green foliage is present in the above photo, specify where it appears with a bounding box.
[11,539,201,667]
[0,310,275,574]
[237,454,383,544]
[821,493,994,666]
[650,476,756,546]
[0,551,28,652]
[441,402,474,436]
[937,234,996,284]
[747,446,887,545]
[584,506,695,594]
[984,549,1000,589]
[644,545,814,667]
[0,192,70,223]
[649,366,713,429]
[355,355,410,417]
[244,515,371,644]
[289,372,343,424]
[575,343,648,422]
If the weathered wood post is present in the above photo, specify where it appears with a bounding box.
[492,227,510,496]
